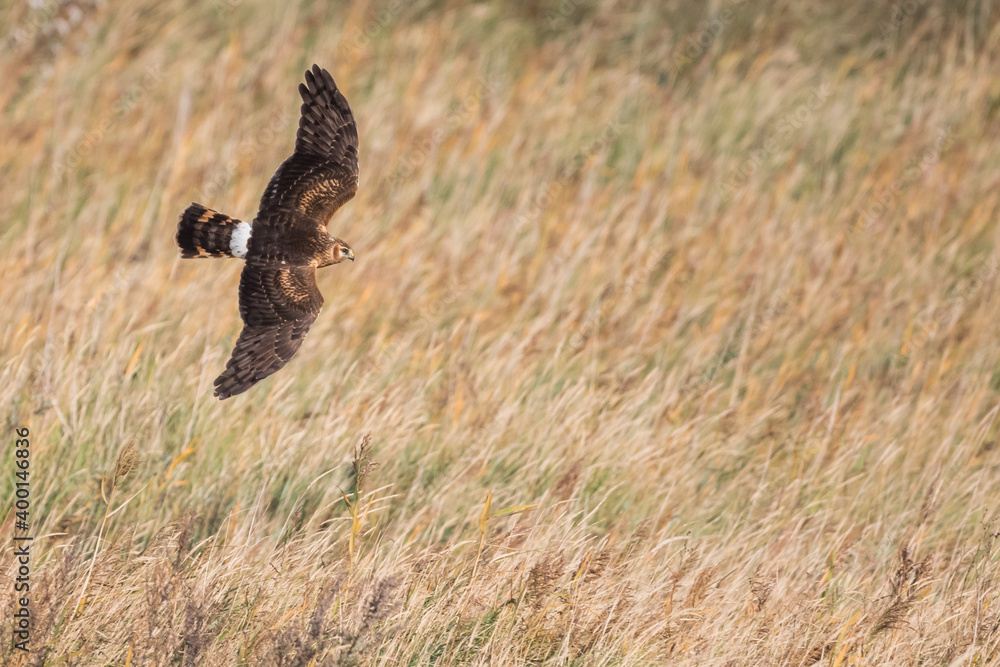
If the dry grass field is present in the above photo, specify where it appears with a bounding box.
[3,0,1000,664]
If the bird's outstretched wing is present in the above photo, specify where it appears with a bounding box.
[256,64,359,230]
[214,264,323,399]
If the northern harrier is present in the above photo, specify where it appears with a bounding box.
[175,64,358,399]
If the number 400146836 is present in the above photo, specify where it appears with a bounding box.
[14,427,29,530]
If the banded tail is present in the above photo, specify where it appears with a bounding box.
[175,203,251,259]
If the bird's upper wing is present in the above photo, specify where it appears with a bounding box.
[255,64,359,231]
[214,263,323,399]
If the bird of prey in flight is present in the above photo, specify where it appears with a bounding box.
[175,64,358,399]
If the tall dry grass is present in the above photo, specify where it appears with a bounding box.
[2,0,1000,664]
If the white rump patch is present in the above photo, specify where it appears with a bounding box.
[230,222,252,259]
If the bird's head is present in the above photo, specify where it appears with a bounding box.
[324,238,355,266]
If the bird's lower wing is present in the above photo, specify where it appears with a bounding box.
[214,264,323,399]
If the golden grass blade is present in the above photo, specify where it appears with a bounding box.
[492,503,539,518]
[479,490,493,536]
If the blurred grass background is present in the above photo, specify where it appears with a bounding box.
[2,0,1000,664]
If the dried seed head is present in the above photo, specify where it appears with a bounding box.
[584,549,610,583]
[554,460,582,500]
[101,441,140,502]
[526,553,565,609]
[870,548,933,639]
[353,432,378,490]
[686,565,718,609]
[114,441,139,483]
[748,565,775,614]
[360,576,400,629]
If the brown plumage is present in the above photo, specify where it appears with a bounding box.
[175,64,359,399]
[175,204,245,258]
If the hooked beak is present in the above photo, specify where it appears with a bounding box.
[347,248,355,262]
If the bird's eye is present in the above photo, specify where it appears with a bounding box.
[341,247,348,255]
